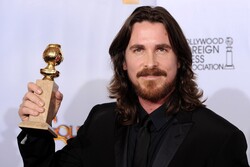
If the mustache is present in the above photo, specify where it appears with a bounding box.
[136,68,167,78]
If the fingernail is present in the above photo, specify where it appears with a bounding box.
[34,111,39,116]
[39,101,44,106]
[37,89,42,94]
[39,107,44,112]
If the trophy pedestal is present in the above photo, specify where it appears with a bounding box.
[19,121,57,137]
[19,79,58,137]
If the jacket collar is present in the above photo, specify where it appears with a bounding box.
[152,111,193,167]
[114,110,193,167]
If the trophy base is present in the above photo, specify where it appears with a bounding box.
[19,121,57,137]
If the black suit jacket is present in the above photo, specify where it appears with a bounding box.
[18,102,249,167]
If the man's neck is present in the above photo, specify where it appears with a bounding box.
[138,96,168,114]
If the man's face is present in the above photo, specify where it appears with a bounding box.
[124,21,180,102]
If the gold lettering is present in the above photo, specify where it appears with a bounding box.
[123,0,139,4]
[53,117,80,144]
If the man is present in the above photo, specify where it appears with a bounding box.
[18,6,249,167]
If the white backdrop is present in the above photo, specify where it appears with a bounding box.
[0,0,249,166]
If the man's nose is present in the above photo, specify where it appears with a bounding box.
[144,53,158,68]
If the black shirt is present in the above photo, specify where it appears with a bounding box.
[127,103,174,167]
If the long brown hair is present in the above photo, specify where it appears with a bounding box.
[108,6,205,125]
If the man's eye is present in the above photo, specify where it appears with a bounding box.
[156,48,167,53]
[133,48,143,53]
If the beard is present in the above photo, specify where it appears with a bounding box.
[133,68,176,103]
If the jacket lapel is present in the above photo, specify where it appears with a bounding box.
[152,111,193,167]
[114,111,193,167]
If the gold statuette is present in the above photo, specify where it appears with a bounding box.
[19,44,63,137]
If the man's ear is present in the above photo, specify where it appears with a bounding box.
[177,61,181,68]
[123,62,127,70]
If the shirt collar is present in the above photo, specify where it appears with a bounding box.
[138,103,170,131]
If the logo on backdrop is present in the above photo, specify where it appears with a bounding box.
[187,37,235,71]
[122,0,139,4]
[53,117,80,144]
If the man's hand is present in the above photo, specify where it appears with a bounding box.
[18,82,63,122]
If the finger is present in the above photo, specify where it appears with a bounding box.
[18,104,41,122]
[19,99,45,121]
[21,100,45,114]
[19,105,39,117]
[27,82,43,95]
[18,101,44,121]
[55,90,63,101]
[23,92,44,107]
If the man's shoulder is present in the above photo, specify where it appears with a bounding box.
[78,102,117,134]
[91,102,117,113]
[87,102,117,121]
[191,107,241,134]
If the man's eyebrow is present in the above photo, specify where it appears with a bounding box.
[127,44,172,50]
[155,43,172,49]
[128,44,145,50]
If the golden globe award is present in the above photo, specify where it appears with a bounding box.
[19,44,63,137]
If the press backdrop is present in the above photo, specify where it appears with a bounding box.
[0,0,249,166]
